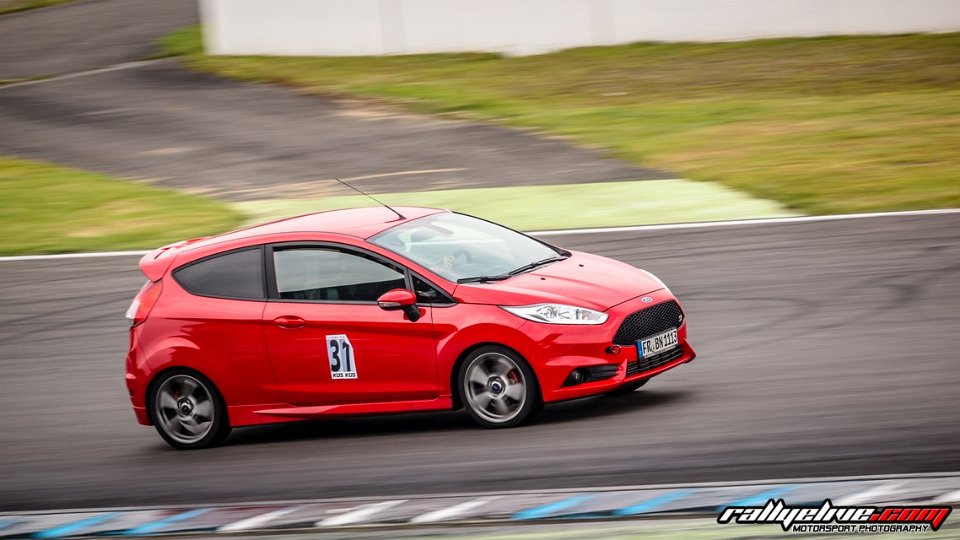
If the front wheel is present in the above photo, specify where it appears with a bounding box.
[150,369,231,450]
[459,346,541,428]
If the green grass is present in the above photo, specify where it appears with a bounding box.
[235,179,797,231]
[0,156,244,255]
[163,27,960,215]
[0,0,76,15]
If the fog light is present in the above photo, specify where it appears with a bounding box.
[566,369,586,386]
[605,345,622,354]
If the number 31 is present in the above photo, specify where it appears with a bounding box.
[328,336,353,372]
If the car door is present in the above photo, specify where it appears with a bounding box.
[262,244,439,406]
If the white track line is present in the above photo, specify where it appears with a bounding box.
[0,250,148,262]
[317,500,406,527]
[410,496,500,524]
[836,482,902,506]
[327,169,466,182]
[530,208,960,236]
[0,60,160,91]
[2,208,958,262]
[217,506,300,532]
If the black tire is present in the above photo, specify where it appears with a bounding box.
[604,378,650,397]
[458,346,541,428]
[149,369,231,450]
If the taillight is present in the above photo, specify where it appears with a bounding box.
[126,279,163,326]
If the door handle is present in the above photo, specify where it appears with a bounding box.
[273,315,306,329]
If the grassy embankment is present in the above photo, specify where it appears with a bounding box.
[7,32,957,254]
[163,28,960,215]
[0,157,243,255]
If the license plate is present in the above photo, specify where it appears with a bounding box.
[637,328,678,358]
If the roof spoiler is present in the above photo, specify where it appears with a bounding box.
[138,238,203,281]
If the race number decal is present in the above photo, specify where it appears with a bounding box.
[326,334,357,379]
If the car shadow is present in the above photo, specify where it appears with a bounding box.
[537,389,687,425]
[224,389,689,447]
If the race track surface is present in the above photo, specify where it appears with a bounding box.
[0,0,198,81]
[0,0,662,200]
[0,59,662,199]
[1,213,957,511]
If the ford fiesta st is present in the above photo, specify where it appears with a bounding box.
[125,207,695,449]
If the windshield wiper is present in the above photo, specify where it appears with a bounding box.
[457,274,511,284]
[508,255,568,276]
[457,255,568,284]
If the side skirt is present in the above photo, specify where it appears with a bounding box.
[227,396,454,426]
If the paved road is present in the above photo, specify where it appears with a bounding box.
[0,60,661,199]
[0,0,198,81]
[0,0,663,199]
[1,214,957,511]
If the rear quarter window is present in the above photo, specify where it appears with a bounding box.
[174,248,265,300]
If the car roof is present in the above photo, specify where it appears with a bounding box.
[140,207,448,280]
[192,206,446,249]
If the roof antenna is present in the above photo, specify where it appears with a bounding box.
[333,177,405,221]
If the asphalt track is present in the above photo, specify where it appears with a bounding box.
[0,0,662,201]
[1,213,958,511]
[0,0,197,81]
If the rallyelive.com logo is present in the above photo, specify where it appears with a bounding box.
[717,498,952,534]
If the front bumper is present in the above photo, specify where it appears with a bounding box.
[522,289,696,403]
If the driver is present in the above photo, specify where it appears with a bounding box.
[439,254,457,272]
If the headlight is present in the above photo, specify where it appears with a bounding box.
[501,304,608,325]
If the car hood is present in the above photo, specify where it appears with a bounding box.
[452,250,664,311]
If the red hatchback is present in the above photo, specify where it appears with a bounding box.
[125,207,695,449]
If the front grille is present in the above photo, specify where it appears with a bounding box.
[626,346,684,377]
[612,300,683,346]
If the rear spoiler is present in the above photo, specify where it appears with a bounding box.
[138,238,205,281]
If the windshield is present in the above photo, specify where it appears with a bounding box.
[370,213,564,282]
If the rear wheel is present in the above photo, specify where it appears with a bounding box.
[150,369,230,450]
[605,378,649,397]
[459,346,540,428]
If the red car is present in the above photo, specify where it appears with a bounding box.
[125,207,695,449]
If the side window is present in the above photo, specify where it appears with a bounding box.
[174,248,265,300]
[274,248,405,302]
[413,275,448,304]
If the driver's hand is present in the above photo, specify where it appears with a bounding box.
[441,254,456,270]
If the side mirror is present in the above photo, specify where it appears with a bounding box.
[377,289,422,322]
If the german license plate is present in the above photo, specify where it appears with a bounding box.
[637,328,678,359]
